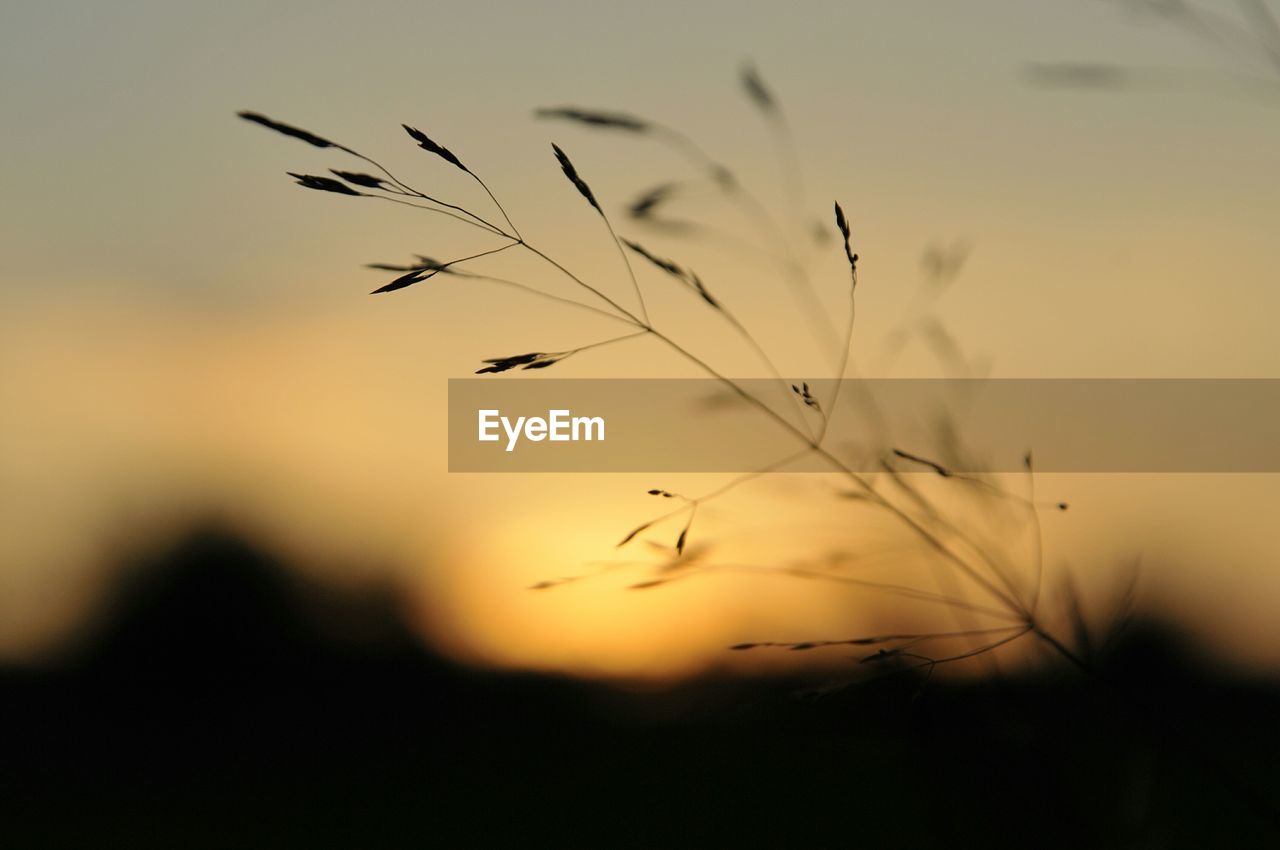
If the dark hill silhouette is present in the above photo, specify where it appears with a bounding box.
[81,529,432,684]
[2,526,1277,849]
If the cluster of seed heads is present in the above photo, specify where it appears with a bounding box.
[475,352,567,374]
[791,382,821,411]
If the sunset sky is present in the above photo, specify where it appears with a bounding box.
[3,0,1279,678]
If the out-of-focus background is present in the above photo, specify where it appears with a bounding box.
[2,2,1280,844]
[3,0,1279,678]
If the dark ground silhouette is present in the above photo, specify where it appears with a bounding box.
[2,527,1278,849]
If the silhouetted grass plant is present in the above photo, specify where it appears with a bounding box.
[239,65,1118,688]
[240,41,1280,828]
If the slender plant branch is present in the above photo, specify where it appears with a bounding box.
[466,171,522,240]
[517,241,646,326]
[446,269,643,326]
[361,193,509,236]
[601,218,650,324]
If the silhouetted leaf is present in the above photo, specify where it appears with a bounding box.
[891,448,951,477]
[551,144,601,214]
[238,111,334,148]
[364,256,461,275]
[476,352,569,374]
[741,63,777,114]
[476,352,541,374]
[371,268,437,294]
[623,239,722,311]
[403,125,468,172]
[535,107,649,132]
[287,172,362,196]
[617,520,655,547]
[364,255,461,275]
[622,239,683,277]
[330,169,386,188]
[834,201,858,283]
[628,183,679,219]
[691,274,720,309]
